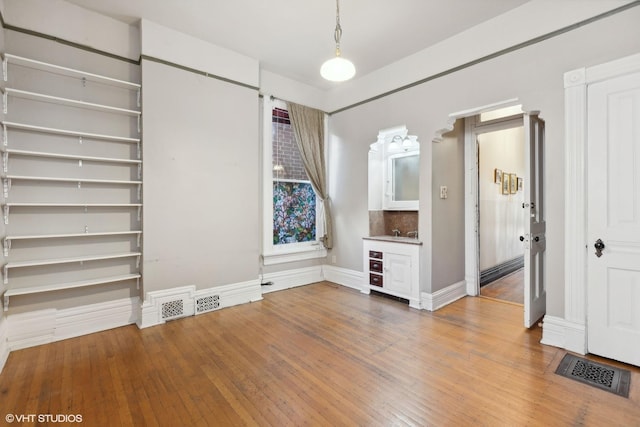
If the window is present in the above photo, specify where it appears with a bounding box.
[262,98,326,264]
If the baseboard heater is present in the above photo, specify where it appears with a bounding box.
[480,256,524,286]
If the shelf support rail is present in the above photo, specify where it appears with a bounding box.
[2,151,7,173]
[2,123,7,146]
[3,293,8,312]
[3,238,10,257]
[3,205,9,225]
[3,178,11,198]
[2,54,7,82]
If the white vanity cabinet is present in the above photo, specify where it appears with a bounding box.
[362,237,421,308]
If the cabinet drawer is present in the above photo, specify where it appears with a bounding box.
[369,250,383,259]
[369,259,383,273]
[369,273,383,287]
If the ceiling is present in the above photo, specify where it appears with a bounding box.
[63,0,531,90]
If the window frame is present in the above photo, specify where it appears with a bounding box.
[262,97,326,265]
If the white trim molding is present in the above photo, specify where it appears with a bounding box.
[138,280,262,328]
[561,52,640,356]
[322,265,364,291]
[422,280,467,312]
[540,315,587,355]
[6,297,139,352]
[261,266,324,294]
[0,314,9,373]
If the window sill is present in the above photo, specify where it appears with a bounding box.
[262,245,327,265]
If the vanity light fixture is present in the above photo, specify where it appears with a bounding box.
[320,0,356,82]
[389,135,416,151]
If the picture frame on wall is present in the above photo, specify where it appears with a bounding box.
[517,177,523,191]
[502,173,510,195]
[510,173,518,194]
[494,168,502,184]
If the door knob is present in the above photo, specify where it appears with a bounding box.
[594,239,605,257]
[519,236,525,242]
[534,236,540,242]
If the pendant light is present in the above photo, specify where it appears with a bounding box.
[320,0,356,82]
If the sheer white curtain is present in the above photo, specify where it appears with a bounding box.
[286,101,333,249]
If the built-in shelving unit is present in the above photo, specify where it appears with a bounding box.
[0,51,142,311]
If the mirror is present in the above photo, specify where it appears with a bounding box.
[369,125,420,212]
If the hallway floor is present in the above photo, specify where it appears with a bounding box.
[481,268,524,304]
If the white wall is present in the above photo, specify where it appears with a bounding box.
[478,127,525,270]
[141,58,260,293]
[328,6,640,317]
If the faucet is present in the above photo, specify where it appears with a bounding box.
[407,230,418,239]
[391,229,401,237]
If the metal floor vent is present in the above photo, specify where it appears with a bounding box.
[196,294,220,314]
[555,353,631,398]
[161,299,185,320]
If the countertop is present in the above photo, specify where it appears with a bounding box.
[363,235,423,245]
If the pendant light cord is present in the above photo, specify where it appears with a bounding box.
[334,0,342,56]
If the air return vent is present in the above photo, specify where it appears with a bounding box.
[196,294,220,314]
[161,299,185,320]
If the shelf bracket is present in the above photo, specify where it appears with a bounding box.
[137,205,141,222]
[3,265,8,285]
[2,151,7,173]
[137,163,142,180]
[3,237,10,257]
[136,277,140,290]
[79,136,83,145]
[3,294,8,312]
[4,204,9,225]
[137,116,141,134]
[135,255,140,269]
[2,56,7,82]
[136,233,141,248]
[3,178,11,199]
[137,184,141,201]
[2,90,7,115]
[77,181,82,190]
[136,142,141,160]
[2,123,7,147]
[136,88,141,108]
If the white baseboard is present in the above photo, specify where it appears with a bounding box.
[0,314,8,374]
[540,315,587,355]
[138,279,262,328]
[261,266,324,294]
[422,280,467,311]
[322,265,364,290]
[6,297,139,352]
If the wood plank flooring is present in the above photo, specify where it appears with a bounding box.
[481,268,524,304]
[1,282,639,426]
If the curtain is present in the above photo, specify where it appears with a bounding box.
[286,101,333,249]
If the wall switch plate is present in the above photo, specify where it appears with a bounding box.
[331,255,337,264]
[440,186,448,199]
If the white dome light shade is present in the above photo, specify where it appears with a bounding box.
[320,56,356,82]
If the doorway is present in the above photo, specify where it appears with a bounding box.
[458,102,546,327]
[475,117,525,305]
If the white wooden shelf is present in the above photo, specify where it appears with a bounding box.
[1,148,142,165]
[3,273,141,311]
[2,175,142,199]
[3,251,141,284]
[2,203,142,224]
[3,88,141,116]
[3,230,142,256]
[1,121,140,144]
[3,53,141,90]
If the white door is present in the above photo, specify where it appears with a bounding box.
[587,71,640,366]
[523,113,546,328]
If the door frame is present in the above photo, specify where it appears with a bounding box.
[559,52,640,355]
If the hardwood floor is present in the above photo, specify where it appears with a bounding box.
[1,282,639,426]
[481,268,524,304]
